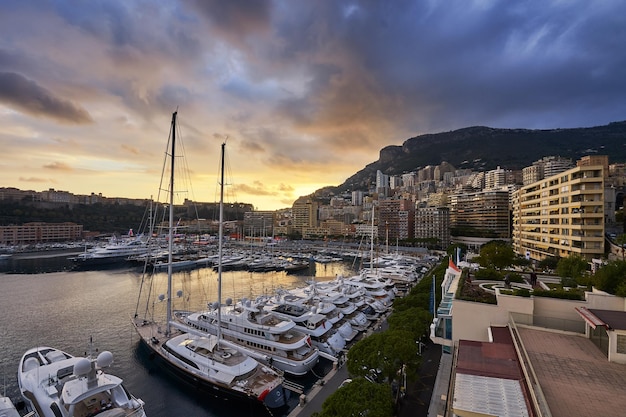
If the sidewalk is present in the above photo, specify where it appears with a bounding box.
[398,342,442,417]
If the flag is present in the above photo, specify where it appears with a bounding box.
[449,256,461,272]
[430,274,436,317]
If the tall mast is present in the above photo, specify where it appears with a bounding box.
[217,142,225,341]
[166,111,176,336]
[370,205,375,269]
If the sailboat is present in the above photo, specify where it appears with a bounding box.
[132,112,286,411]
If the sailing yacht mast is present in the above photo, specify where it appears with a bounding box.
[217,142,225,341]
[166,111,176,336]
[370,205,375,268]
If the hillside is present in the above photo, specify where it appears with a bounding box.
[328,120,626,193]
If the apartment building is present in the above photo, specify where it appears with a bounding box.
[291,197,319,235]
[512,163,605,261]
[415,207,450,248]
[449,189,510,239]
[378,199,414,241]
[0,222,83,244]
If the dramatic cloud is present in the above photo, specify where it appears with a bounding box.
[0,72,93,124]
[0,0,625,210]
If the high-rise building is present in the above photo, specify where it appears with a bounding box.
[415,207,450,249]
[512,163,605,261]
[522,163,543,186]
[542,156,574,178]
[449,189,510,238]
[485,166,506,189]
[522,156,575,186]
[389,175,401,190]
[292,197,319,235]
[578,155,609,178]
[376,170,390,197]
[351,190,364,206]
[378,199,414,242]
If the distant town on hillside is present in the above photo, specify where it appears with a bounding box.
[1,153,625,266]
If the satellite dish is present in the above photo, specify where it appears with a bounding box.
[158,294,165,302]
[73,358,91,376]
[225,298,232,306]
[245,300,252,308]
[176,290,183,298]
[96,351,114,368]
[212,302,219,310]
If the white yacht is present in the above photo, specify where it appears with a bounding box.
[284,287,362,343]
[70,234,152,268]
[174,297,320,377]
[263,297,346,359]
[344,271,397,307]
[18,346,146,417]
[0,395,19,417]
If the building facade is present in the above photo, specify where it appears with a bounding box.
[512,163,605,261]
[449,189,511,239]
[0,222,83,244]
[415,207,451,248]
[378,199,415,242]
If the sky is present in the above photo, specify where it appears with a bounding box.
[1,1,625,211]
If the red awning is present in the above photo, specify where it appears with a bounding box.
[575,307,607,329]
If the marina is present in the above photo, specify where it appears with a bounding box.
[0,249,382,417]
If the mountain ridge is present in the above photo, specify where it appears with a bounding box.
[323,120,626,194]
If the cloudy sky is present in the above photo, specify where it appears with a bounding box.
[1,1,625,210]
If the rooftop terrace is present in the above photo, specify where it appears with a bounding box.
[517,326,626,417]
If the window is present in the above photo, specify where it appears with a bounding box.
[618,334,626,354]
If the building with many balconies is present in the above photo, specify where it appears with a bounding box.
[512,162,605,261]
[449,189,511,239]
[415,207,450,249]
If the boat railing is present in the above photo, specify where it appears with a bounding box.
[125,406,147,417]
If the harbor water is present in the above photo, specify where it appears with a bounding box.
[0,253,357,417]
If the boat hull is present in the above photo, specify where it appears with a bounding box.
[133,320,288,412]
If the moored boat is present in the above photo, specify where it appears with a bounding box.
[175,297,320,377]
[132,115,287,411]
[17,345,146,417]
[0,395,20,417]
[70,234,152,269]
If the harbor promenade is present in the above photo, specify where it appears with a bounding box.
[286,313,443,417]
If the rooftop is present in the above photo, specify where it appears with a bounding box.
[453,328,534,417]
[517,326,626,417]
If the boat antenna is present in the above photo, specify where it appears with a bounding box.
[166,111,177,336]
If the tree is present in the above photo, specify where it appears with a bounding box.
[313,377,394,417]
[556,254,588,283]
[447,243,467,259]
[347,330,419,386]
[538,256,559,272]
[476,240,514,270]
[387,307,431,341]
[592,260,626,295]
